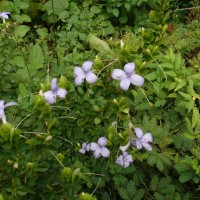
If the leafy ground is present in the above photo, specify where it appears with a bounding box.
[0,0,200,200]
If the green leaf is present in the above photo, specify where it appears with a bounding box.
[90,6,101,14]
[156,158,164,171]
[9,56,25,68]
[19,83,27,96]
[118,188,131,200]
[192,107,199,128]
[28,43,44,74]
[88,34,114,56]
[14,25,30,38]
[113,8,119,17]
[36,28,48,38]
[43,0,69,16]
[94,118,101,125]
[179,171,194,183]
[151,175,159,191]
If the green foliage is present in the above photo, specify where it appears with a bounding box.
[0,0,200,199]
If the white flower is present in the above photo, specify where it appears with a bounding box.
[112,62,144,90]
[74,61,98,86]
[0,12,10,23]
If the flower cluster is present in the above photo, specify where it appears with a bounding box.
[79,137,110,159]
[73,61,144,91]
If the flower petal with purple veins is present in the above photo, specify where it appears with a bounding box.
[134,128,143,139]
[86,71,98,84]
[98,137,107,147]
[56,88,67,98]
[82,61,93,72]
[120,77,131,90]
[112,69,126,80]
[130,74,144,86]
[51,78,58,91]
[101,147,110,158]
[43,91,56,104]
[124,62,135,75]
[75,75,85,86]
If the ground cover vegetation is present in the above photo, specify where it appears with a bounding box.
[0,0,200,199]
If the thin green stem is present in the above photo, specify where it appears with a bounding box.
[51,0,59,66]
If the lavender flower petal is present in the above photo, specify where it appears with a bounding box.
[51,78,58,91]
[101,147,110,158]
[120,77,131,90]
[130,74,144,86]
[43,91,56,104]
[56,88,67,98]
[112,69,126,80]
[141,142,152,151]
[85,71,98,84]
[134,128,143,139]
[124,62,135,75]
[75,75,85,86]
[82,61,93,72]
[98,137,107,147]
[74,67,85,76]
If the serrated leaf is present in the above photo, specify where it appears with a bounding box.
[127,181,136,198]
[28,44,44,74]
[14,25,30,38]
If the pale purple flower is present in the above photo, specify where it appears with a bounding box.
[0,12,10,23]
[43,78,67,104]
[134,128,153,151]
[120,127,153,151]
[115,152,133,168]
[112,62,144,90]
[79,142,90,154]
[0,100,17,124]
[90,137,110,159]
[74,61,98,86]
